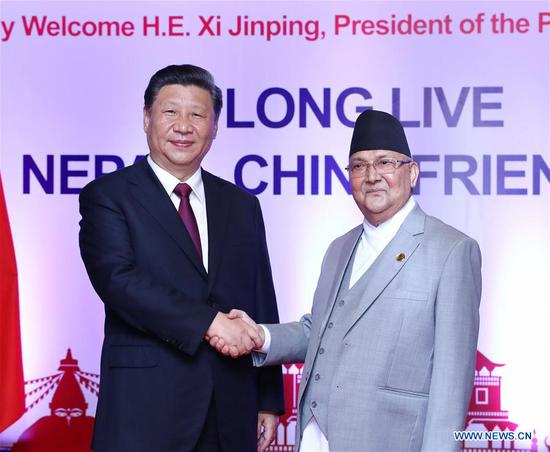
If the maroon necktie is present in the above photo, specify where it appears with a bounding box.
[174,183,202,259]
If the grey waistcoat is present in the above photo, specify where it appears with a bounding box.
[300,241,372,440]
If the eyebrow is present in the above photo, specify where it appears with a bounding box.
[160,100,208,110]
[160,101,179,108]
[350,154,391,162]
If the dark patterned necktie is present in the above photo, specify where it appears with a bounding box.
[173,183,202,259]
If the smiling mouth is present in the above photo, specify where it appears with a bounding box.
[170,140,194,148]
[365,188,385,194]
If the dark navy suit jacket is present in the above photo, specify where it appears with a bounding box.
[79,157,284,452]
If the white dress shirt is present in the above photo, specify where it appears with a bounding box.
[260,196,417,451]
[348,196,416,288]
[147,155,209,271]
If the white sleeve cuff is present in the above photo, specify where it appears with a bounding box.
[251,325,272,367]
[257,324,272,354]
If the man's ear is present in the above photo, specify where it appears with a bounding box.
[212,119,218,139]
[409,161,420,188]
[143,108,150,133]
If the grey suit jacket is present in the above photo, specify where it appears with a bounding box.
[257,204,481,452]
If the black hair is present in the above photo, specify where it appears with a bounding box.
[144,64,223,118]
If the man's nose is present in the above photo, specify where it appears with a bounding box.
[365,163,381,183]
[173,117,192,134]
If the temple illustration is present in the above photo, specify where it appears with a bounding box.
[461,351,540,452]
[11,349,97,452]
[6,350,548,451]
[267,363,303,451]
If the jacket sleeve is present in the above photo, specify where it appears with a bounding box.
[421,238,482,451]
[253,235,338,367]
[254,316,311,367]
[79,182,218,356]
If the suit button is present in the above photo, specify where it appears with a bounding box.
[319,347,325,355]
[314,373,320,381]
[328,322,334,329]
[339,300,345,306]
[311,401,317,408]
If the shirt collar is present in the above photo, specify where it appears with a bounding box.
[362,196,416,245]
[147,155,205,203]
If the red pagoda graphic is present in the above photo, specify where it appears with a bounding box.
[5,349,548,451]
[267,363,303,452]
[11,349,98,452]
[461,351,539,451]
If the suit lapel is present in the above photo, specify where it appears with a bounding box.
[341,205,426,337]
[127,159,207,279]
[318,226,362,337]
[202,170,230,293]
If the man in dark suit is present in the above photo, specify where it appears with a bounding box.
[79,64,284,452]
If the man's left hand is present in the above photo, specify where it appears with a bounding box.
[257,411,278,452]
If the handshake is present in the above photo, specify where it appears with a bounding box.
[205,310,265,358]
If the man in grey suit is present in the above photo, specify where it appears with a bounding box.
[210,110,482,451]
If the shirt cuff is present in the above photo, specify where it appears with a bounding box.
[257,324,272,354]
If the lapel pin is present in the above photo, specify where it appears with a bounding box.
[396,252,406,262]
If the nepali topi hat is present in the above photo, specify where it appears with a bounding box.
[349,110,411,158]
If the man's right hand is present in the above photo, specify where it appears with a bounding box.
[225,309,266,354]
[205,312,263,358]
